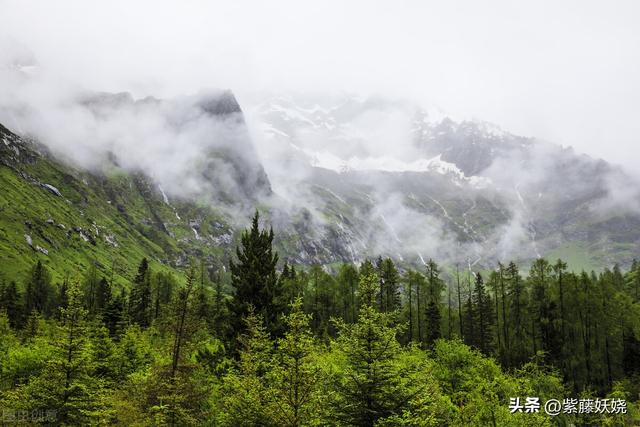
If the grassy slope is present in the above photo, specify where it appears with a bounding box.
[0,135,232,288]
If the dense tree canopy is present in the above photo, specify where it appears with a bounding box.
[1,213,639,425]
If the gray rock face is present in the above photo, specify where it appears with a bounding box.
[253,94,640,268]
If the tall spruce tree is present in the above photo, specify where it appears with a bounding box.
[0,281,23,329]
[24,260,53,317]
[330,271,412,426]
[129,258,152,327]
[471,272,494,355]
[229,211,283,338]
[378,258,400,313]
[424,259,443,347]
[271,298,320,426]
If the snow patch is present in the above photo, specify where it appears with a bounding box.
[306,150,491,188]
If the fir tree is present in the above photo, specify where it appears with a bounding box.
[378,258,400,312]
[129,258,152,327]
[103,288,126,338]
[94,277,112,315]
[271,298,320,426]
[220,309,276,426]
[23,280,98,425]
[424,259,444,347]
[330,271,414,426]
[471,272,494,355]
[0,281,23,329]
[24,260,53,316]
[229,211,283,338]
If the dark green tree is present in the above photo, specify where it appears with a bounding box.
[24,260,54,317]
[0,281,23,328]
[471,272,494,355]
[229,211,283,337]
[424,259,444,347]
[377,258,400,313]
[129,258,152,327]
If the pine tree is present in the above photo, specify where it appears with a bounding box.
[153,271,175,320]
[94,277,112,315]
[271,298,320,426]
[103,288,126,338]
[196,260,211,321]
[83,262,100,314]
[89,320,116,380]
[506,262,527,366]
[170,265,197,378]
[337,263,359,323]
[471,272,494,355]
[424,259,443,347]
[220,309,276,426]
[528,258,555,357]
[229,211,283,338]
[378,258,400,312]
[24,260,53,317]
[129,258,152,327]
[0,281,23,329]
[330,271,413,425]
[23,280,98,425]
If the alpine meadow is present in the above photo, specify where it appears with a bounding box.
[1,1,640,426]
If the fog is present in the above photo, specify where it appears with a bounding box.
[1,1,640,266]
[2,0,639,169]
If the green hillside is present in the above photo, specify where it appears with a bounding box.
[0,123,233,286]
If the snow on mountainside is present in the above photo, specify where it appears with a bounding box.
[249,93,640,269]
[3,86,640,271]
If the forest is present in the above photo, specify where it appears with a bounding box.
[1,212,639,426]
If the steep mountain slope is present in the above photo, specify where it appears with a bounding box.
[0,118,238,284]
[2,89,639,281]
[250,94,640,269]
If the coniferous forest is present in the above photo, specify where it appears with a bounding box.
[1,211,639,426]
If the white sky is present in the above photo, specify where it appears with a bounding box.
[2,0,639,168]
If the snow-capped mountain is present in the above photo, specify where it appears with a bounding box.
[250,94,640,269]
[2,86,639,271]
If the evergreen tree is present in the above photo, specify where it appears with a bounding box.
[229,211,283,337]
[129,258,152,327]
[506,262,527,366]
[94,277,112,315]
[153,271,175,320]
[24,260,53,317]
[22,280,98,425]
[336,263,359,323]
[424,259,444,346]
[169,265,197,378]
[103,288,126,338]
[471,272,494,355]
[0,281,23,329]
[195,260,211,321]
[83,263,100,314]
[377,257,400,312]
[330,271,414,426]
[219,309,276,426]
[271,298,320,426]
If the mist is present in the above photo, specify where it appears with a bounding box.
[2,1,640,267]
[2,0,640,169]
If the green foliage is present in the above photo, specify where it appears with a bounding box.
[230,210,284,337]
[0,212,639,425]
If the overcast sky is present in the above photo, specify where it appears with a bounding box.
[2,0,639,168]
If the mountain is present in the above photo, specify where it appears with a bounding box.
[0,91,266,284]
[1,89,639,284]
[250,94,640,270]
